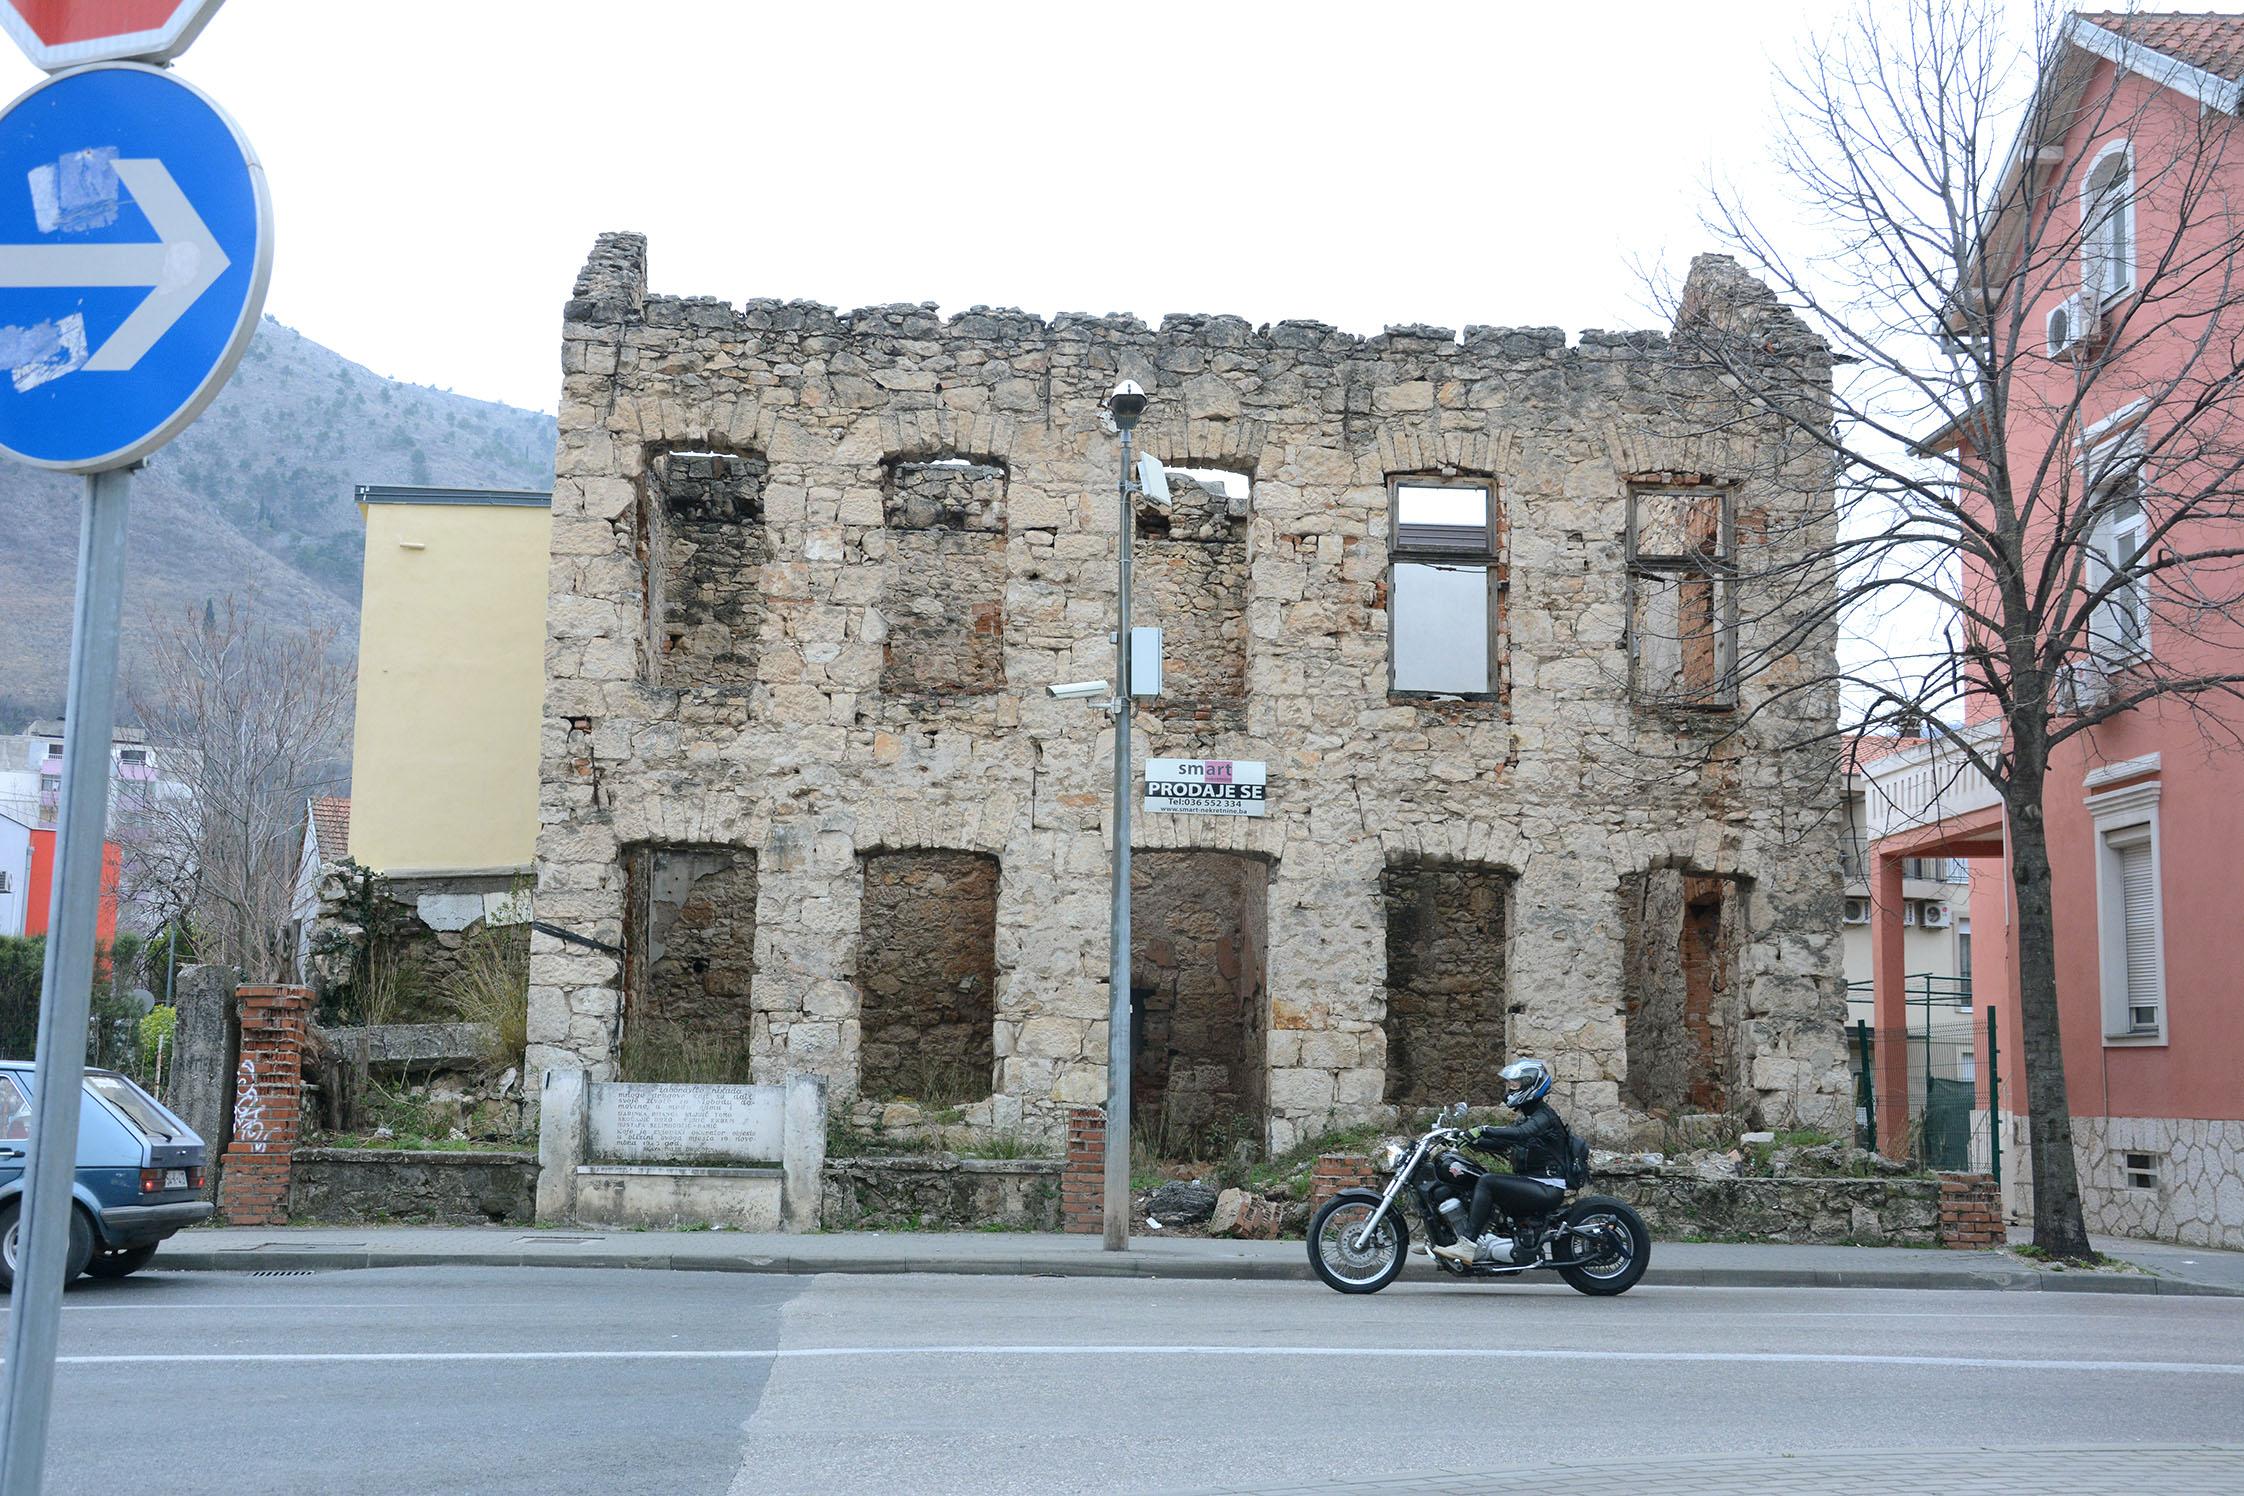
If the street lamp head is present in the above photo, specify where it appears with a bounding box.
[1106,379,1148,432]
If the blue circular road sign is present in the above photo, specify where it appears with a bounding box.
[0,63,270,472]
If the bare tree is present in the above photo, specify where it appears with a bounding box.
[1649,0,2244,1258]
[128,597,354,982]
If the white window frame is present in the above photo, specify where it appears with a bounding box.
[2082,425,2151,666]
[2087,778,2165,1044]
[1387,476,1500,700]
[2081,139,2136,308]
[2120,1150,2160,1191]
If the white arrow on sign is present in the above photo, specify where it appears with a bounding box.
[0,157,228,373]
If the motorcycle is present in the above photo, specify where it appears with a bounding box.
[1306,1102,1650,1296]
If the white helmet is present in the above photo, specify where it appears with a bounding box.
[1500,1057,1552,1109]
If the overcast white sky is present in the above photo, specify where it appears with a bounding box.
[0,0,1869,415]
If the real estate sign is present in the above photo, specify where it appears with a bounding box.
[1144,757,1267,817]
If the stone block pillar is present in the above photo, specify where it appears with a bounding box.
[216,985,311,1226]
[535,1067,589,1223]
[782,1073,827,1233]
[1310,1153,1378,1213]
[1062,1107,1105,1235]
[1937,1171,2003,1249]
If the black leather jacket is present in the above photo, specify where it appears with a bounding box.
[1471,1099,1571,1180]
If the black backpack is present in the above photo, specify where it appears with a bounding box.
[1564,1131,1591,1191]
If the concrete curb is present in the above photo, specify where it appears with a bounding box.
[147,1245,2242,1295]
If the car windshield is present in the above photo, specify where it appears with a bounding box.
[86,1073,180,1141]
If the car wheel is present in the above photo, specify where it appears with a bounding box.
[84,1242,160,1280]
[0,1199,97,1292]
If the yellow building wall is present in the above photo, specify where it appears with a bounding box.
[349,497,551,875]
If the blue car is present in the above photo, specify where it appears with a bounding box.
[0,1060,212,1288]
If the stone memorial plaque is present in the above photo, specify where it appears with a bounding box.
[586,1081,784,1164]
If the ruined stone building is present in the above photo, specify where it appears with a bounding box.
[528,232,1851,1150]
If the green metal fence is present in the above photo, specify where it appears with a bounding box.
[1848,976,2001,1182]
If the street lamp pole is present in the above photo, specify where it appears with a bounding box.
[1103,380,1147,1252]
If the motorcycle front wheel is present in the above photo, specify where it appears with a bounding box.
[1556,1196,1650,1296]
[1307,1194,1409,1294]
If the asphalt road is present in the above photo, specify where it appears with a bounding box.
[16,1266,2244,1494]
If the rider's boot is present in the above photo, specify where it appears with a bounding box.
[1429,1238,1477,1265]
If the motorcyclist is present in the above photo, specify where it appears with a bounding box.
[1429,1058,1571,1266]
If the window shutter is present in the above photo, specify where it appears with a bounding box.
[2119,837,2160,1025]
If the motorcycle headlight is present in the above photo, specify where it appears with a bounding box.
[1375,1140,1408,1174]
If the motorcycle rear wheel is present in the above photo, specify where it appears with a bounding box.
[1307,1195,1408,1294]
[1556,1196,1650,1296]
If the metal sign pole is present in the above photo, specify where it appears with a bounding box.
[1104,425,1136,1253]
[0,464,132,1494]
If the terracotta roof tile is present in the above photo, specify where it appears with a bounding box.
[2079,11,2244,82]
[309,796,351,863]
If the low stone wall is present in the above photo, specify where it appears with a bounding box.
[1312,1152,1946,1246]
[1594,1166,1942,1246]
[290,1148,538,1225]
[822,1156,1062,1231]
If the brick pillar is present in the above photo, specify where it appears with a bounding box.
[1062,1108,1105,1235]
[216,985,312,1226]
[1310,1153,1377,1212]
[1937,1171,2003,1249]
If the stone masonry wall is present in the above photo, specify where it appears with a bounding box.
[530,233,1850,1149]
[1382,859,1511,1108]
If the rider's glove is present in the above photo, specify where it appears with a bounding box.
[1470,1126,1505,1152]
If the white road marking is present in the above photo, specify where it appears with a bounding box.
[28,1344,2244,1375]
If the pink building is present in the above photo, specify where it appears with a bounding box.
[1883,12,2244,1248]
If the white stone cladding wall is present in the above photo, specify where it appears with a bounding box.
[1998,1110,2244,1249]
[530,232,1851,1150]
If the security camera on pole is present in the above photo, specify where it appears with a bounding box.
[0,4,268,1489]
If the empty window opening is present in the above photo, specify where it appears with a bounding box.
[1621,869,1746,1115]
[1382,859,1511,1108]
[1628,486,1736,708]
[620,844,758,1082]
[880,460,1008,698]
[1389,479,1498,697]
[644,448,768,689]
[1135,469,1249,712]
[2121,1151,2159,1190]
[857,850,999,1103]
[1130,851,1269,1147]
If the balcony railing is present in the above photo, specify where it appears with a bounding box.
[1846,973,1973,1007]
[1841,845,1970,884]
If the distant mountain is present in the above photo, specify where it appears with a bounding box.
[0,317,556,723]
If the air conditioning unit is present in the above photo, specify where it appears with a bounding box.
[2046,293,2099,357]
[1922,901,1953,929]
[1843,897,1871,926]
[2056,658,2110,713]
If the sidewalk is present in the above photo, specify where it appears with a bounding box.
[155,1223,2244,1295]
